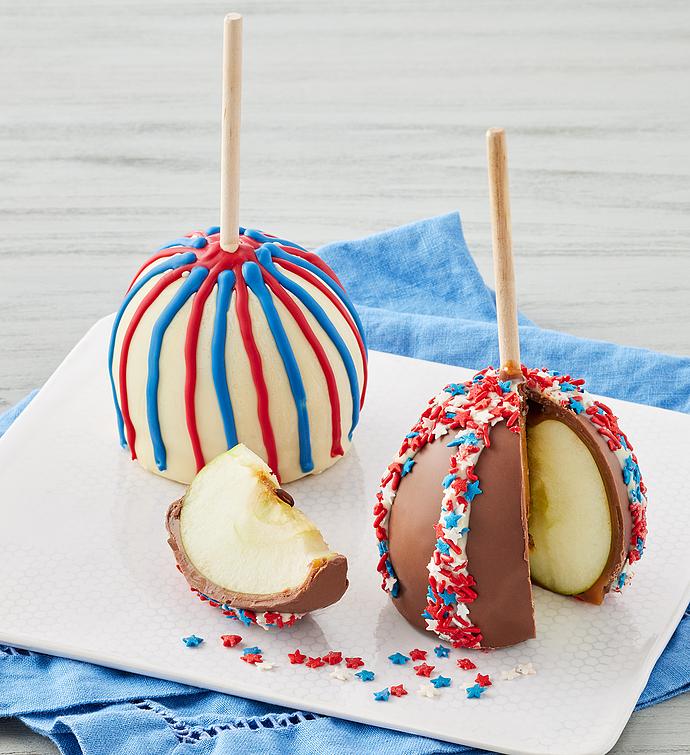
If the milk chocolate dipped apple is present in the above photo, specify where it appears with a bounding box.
[373,367,647,649]
[167,444,348,629]
[372,129,648,649]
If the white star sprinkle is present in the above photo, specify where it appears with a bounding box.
[432,423,449,440]
[256,662,276,671]
[330,668,351,681]
[502,662,536,680]
[417,684,438,699]
[516,662,536,676]
[384,575,397,592]
[380,486,395,507]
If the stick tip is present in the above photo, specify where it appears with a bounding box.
[225,12,242,24]
[487,127,505,142]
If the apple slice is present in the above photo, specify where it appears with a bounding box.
[527,417,612,596]
[166,444,348,616]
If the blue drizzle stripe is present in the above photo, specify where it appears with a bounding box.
[146,266,209,470]
[158,236,208,250]
[107,252,197,446]
[266,243,368,356]
[257,246,361,440]
[242,228,308,252]
[242,261,314,473]
[211,269,238,450]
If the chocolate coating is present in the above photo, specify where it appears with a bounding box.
[388,422,536,649]
[525,392,632,604]
[166,498,349,614]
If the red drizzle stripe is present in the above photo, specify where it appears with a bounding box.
[275,257,368,408]
[233,271,280,477]
[262,269,345,458]
[118,265,195,456]
[184,266,222,472]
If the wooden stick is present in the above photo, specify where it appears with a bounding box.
[220,13,243,252]
[487,127,522,379]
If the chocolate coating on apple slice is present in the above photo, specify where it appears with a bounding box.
[525,390,632,604]
[166,498,348,615]
[388,421,536,649]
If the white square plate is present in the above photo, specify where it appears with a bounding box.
[0,317,688,755]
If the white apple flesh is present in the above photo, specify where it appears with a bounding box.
[169,444,348,612]
[527,419,612,596]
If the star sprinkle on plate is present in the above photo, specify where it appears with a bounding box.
[356,670,375,682]
[330,668,351,681]
[413,663,435,677]
[417,685,438,699]
[345,657,365,669]
[430,675,452,689]
[456,658,477,670]
[466,684,487,699]
[288,649,307,664]
[182,635,204,648]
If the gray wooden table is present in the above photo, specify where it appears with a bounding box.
[1,1,688,752]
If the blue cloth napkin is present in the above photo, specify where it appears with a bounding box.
[2,212,689,755]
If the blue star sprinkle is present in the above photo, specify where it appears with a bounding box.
[388,652,410,665]
[444,511,461,529]
[236,610,254,626]
[433,644,451,658]
[356,669,375,682]
[569,397,585,414]
[466,684,486,698]
[182,635,204,648]
[374,688,390,701]
[445,411,456,419]
[401,458,416,477]
[447,432,479,448]
[430,675,452,688]
[439,590,456,606]
[442,473,456,489]
[243,646,262,655]
[464,480,483,503]
[498,380,512,393]
[472,374,485,383]
[435,539,451,556]
[445,383,466,396]
[559,382,576,392]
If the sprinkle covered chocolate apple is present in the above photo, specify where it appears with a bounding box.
[373,366,647,649]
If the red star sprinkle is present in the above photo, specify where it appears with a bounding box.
[390,684,408,697]
[457,658,477,670]
[414,663,435,677]
[220,634,242,648]
[409,649,427,661]
[345,657,364,669]
[241,653,262,664]
[288,650,307,664]
[322,651,343,665]
[306,656,325,668]
[475,673,492,687]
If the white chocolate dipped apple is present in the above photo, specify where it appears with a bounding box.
[110,227,368,486]
[167,444,348,629]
